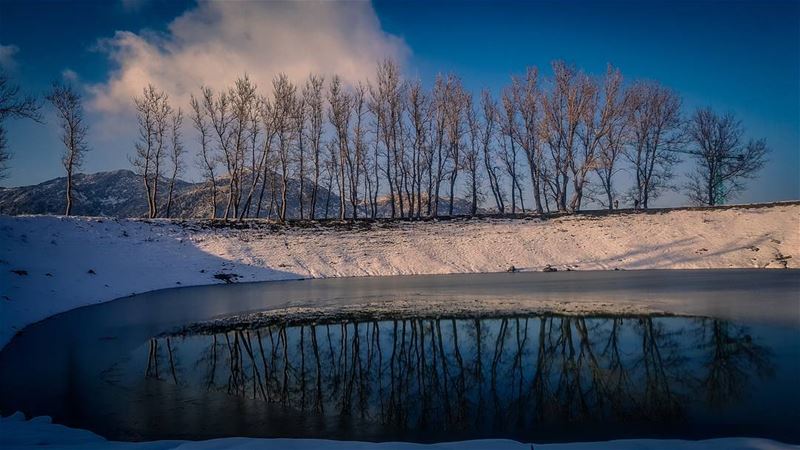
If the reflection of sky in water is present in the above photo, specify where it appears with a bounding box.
[109,316,799,443]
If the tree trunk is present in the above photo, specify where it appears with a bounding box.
[209,179,218,219]
[166,171,177,218]
[470,172,477,216]
[65,169,73,216]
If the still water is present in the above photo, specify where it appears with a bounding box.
[0,271,798,443]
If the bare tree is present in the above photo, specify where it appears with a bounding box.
[226,76,259,219]
[352,83,369,219]
[361,117,379,219]
[131,84,171,218]
[197,77,259,221]
[294,93,307,220]
[238,93,267,220]
[273,74,298,222]
[444,75,467,216]
[164,108,184,218]
[570,65,623,211]
[478,90,504,214]
[429,75,450,216]
[0,70,42,180]
[684,108,768,206]
[406,79,431,218]
[303,75,325,219]
[254,95,279,219]
[463,92,483,215]
[499,86,525,213]
[328,75,352,220]
[595,75,631,209]
[540,61,592,212]
[46,81,88,216]
[625,81,683,209]
[190,92,218,218]
[197,86,231,218]
[512,68,545,214]
[370,59,404,217]
[365,95,382,219]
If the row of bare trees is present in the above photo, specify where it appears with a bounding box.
[129,85,182,218]
[0,62,769,218]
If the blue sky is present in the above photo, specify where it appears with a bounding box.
[0,0,798,205]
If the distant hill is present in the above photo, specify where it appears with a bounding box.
[0,170,483,218]
[0,170,159,217]
[0,170,339,218]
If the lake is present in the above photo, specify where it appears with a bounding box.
[1,270,798,443]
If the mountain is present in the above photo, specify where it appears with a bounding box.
[0,170,158,217]
[0,170,483,218]
[0,170,341,219]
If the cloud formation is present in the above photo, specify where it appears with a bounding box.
[61,69,79,82]
[0,44,19,70]
[89,0,409,114]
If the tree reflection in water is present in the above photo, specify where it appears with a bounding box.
[142,315,773,435]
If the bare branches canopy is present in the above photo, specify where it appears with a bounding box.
[118,60,770,219]
[131,84,174,219]
[684,108,768,206]
[0,70,42,180]
[0,59,771,219]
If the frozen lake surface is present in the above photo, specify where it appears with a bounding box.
[0,270,798,443]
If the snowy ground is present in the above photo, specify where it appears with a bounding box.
[2,203,798,350]
[1,203,799,449]
[1,413,796,450]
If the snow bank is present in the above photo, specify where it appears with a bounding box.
[2,204,798,350]
[1,205,798,449]
[1,413,795,450]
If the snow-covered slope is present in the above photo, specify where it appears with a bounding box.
[1,204,798,450]
[1,202,797,350]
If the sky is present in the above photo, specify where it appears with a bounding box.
[0,0,798,206]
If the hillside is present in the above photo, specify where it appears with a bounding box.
[1,202,797,350]
[0,170,482,218]
[0,170,340,218]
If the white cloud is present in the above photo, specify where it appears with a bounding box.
[61,69,79,82]
[0,44,19,70]
[89,0,409,114]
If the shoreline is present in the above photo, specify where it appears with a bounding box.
[2,202,798,349]
[1,412,795,450]
[2,203,799,450]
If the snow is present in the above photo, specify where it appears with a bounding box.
[2,203,798,350]
[1,413,796,450]
[1,203,798,449]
